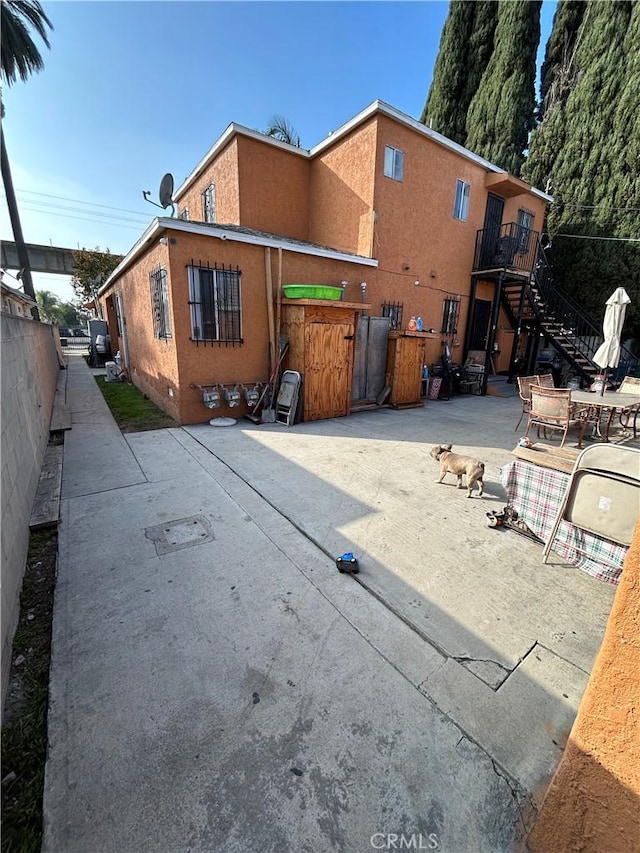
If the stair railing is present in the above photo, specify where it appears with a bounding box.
[533,242,636,375]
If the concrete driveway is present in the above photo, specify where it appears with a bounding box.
[43,359,618,853]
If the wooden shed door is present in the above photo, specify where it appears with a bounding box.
[305,322,353,420]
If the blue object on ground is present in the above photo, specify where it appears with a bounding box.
[336,552,359,573]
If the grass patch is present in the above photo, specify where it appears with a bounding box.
[2,529,58,853]
[95,376,177,433]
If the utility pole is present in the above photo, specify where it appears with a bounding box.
[1,125,40,320]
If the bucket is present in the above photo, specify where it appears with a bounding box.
[105,361,120,382]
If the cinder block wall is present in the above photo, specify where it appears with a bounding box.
[1,314,59,706]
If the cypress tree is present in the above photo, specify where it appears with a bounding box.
[465,0,541,175]
[538,0,585,120]
[420,0,497,145]
[522,0,585,192]
[525,1,639,339]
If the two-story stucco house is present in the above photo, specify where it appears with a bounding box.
[98,100,551,424]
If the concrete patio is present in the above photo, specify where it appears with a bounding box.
[43,356,622,853]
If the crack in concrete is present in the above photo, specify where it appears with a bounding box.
[490,757,533,843]
[452,656,508,668]
[535,641,590,675]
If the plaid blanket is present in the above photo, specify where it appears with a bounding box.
[500,460,627,585]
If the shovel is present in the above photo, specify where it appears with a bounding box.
[244,336,289,424]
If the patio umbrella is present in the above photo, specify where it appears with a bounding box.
[593,287,631,395]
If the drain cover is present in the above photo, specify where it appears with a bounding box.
[145,515,214,556]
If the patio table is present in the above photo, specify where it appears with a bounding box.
[500,459,627,585]
[571,389,640,442]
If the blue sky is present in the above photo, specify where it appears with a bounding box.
[1,0,557,303]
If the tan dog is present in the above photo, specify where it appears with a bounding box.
[430,444,485,498]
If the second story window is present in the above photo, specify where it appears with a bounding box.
[517,208,534,253]
[202,183,216,224]
[149,267,171,339]
[188,264,242,344]
[383,145,404,182]
[453,179,470,221]
[178,207,190,221]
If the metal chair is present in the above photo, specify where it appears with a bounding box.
[537,373,555,388]
[525,386,589,448]
[616,376,640,437]
[516,375,542,431]
[543,445,640,563]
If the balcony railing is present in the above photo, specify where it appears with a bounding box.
[473,222,539,276]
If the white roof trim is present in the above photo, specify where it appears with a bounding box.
[174,100,552,206]
[530,187,554,202]
[99,219,162,294]
[158,219,377,265]
[311,100,554,202]
[174,123,309,200]
[99,218,377,294]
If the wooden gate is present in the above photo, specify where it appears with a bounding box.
[305,322,354,420]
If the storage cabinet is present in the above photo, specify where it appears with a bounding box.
[386,331,427,407]
[281,299,367,422]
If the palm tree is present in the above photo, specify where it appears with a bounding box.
[35,289,60,323]
[1,0,53,321]
[1,0,53,85]
[265,115,301,147]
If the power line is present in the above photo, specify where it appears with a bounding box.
[13,198,149,225]
[554,233,640,242]
[557,202,640,212]
[14,187,151,217]
[18,205,146,231]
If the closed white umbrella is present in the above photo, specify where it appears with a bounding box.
[593,287,631,395]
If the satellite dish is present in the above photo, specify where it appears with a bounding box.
[142,172,175,216]
[159,173,174,209]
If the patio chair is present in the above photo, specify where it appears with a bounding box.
[460,359,485,395]
[537,373,555,388]
[525,386,590,448]
[515,375,540,431]
[543,445,640,563]
[616,376,640,437]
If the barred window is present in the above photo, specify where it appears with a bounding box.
[381,300,403,330]
[441,296,460,336]
[188,263,242,345]
[150,267,171,339]
[178,207,190,221]
[202,183,216,223]
[516,208,534,253]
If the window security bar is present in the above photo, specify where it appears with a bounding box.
[187,260,243,346]
[381,300,403,330]
[441,295,460,336]
[150,266,171,339]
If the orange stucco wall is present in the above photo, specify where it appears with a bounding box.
[100,241,182,421]
[101,108,550,421]
[175,138,241,224]
[236,136,310,240]
[309,119,377,257]
[103,226,377,425]
[305,113,546,361]
[528,520,640,853]
[169,114,547,369]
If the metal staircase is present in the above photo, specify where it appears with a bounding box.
[472,223,636,386]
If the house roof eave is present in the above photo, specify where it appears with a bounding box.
[98,218,377,294]
[173,123,310,201]
[310,100,553,202]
